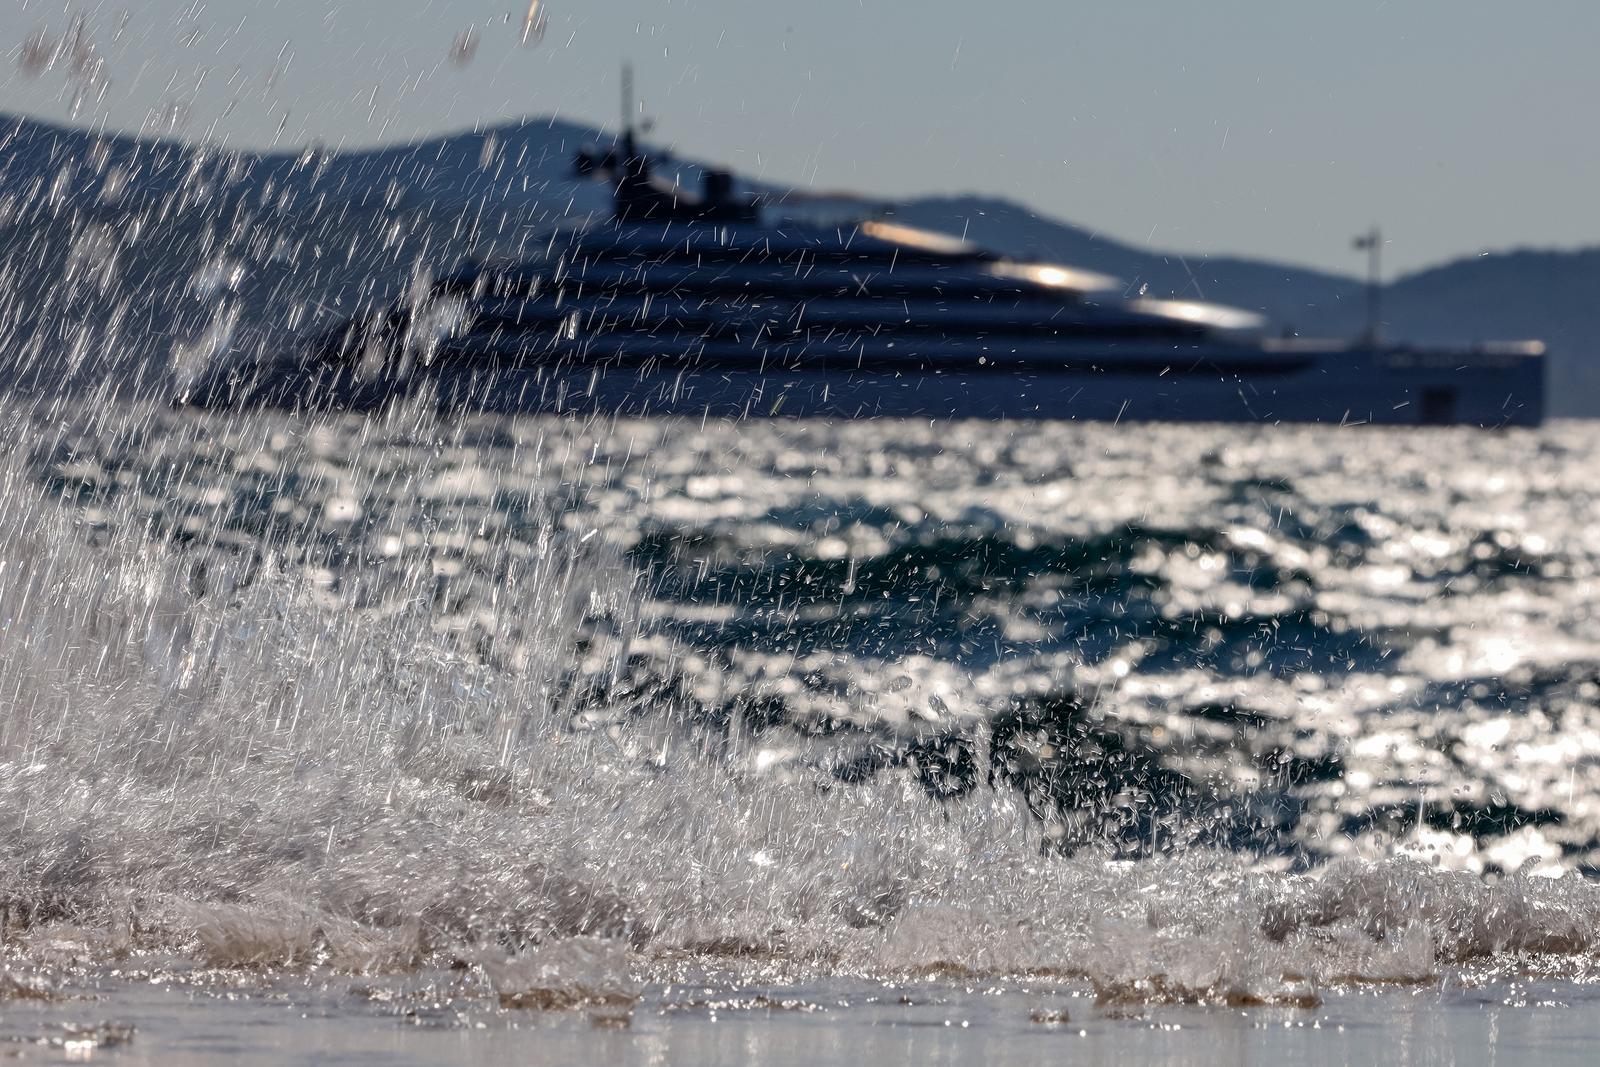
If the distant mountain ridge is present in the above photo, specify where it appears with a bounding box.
[890,196,1600,411]
[1,112,1595,413]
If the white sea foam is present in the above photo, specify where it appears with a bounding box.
[484,936,640,1009]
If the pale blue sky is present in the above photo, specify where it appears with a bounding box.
[2,1,1594,276]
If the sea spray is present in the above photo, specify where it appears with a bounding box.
[4,404,1600,1008]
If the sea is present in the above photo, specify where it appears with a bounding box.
[2,402,1600,1062]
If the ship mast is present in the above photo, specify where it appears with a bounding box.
[621,62,636,160]
[1353,225,1382,345]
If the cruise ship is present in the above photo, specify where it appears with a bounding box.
[186,120,1545,427]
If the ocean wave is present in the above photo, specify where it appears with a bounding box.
[5,405,1600,1009]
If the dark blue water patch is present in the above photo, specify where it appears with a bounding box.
[983,691,1314,859]
[633,524,1225,603]
[1410,662,1600,717]
[1182,702,1275,729]
[1338,800,1566,849]
[632,523,1325,665]
[1067,601,1402,678]
[756,496,915,538]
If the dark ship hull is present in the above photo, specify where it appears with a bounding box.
[186,330,1544,426]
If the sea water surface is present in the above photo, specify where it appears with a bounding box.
[5,406,1600,1063]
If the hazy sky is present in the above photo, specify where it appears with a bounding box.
[3,1,1595,276]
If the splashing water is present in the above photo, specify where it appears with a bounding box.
[0,52,1598,1057]
[4,399,1600,1046]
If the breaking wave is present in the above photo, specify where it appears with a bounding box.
[5,403,1600,1010]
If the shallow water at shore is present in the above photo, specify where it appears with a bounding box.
[7,962,1600,1065]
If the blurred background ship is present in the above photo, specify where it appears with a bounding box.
[0,94,1565,425]
[180,84,1544,425]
